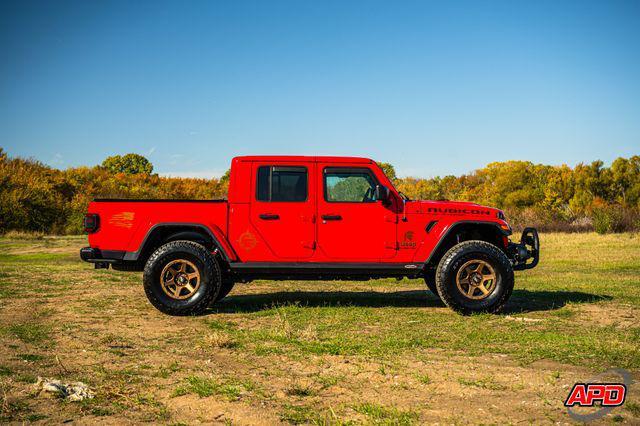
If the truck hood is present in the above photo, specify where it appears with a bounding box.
[403,200,500,218]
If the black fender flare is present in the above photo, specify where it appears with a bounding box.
[424,220,511,266]
[123,222,232,263]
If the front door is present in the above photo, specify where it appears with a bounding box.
[249,163,316,260]
[316,165,397,261]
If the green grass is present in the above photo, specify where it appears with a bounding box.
[3,323,50,344]
[205,301,640,368]
[314,373,344,389]
[16,353,44,362]
[155,361,181,379]
[353,403,419,425]
[457,376,506,390]
[192,232,640,369]
[0,232,639,424]
[173,375,255,400]
[415,374,431,385]
[285,383,316,397]
[625,402,640,416]
[0,253,72,263]
[279,404,338,425]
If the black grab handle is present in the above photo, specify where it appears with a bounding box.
[321,214,342,221]
[259,213,280,220]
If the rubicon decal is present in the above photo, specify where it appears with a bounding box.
[426,207,491,215]
[565,369,633,422]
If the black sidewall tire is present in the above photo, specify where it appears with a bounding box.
[424,269,440,298]
[143,241,221,316]
[436,241,514,314]
[214,279,235,303]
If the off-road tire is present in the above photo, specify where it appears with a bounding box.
[424,269,440,299]
[143,240,221,316]
[214,278,235,302]
[435,240,514,314]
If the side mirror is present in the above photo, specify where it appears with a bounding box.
[374,185,390,204]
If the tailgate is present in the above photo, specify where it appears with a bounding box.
[86,201,141,251]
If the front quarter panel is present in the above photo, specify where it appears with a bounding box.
[400,201,506,263]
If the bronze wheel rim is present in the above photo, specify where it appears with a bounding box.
[456,259,497,300]
[160,259,201,300]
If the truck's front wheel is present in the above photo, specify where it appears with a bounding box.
[424,269,441,301]
[143,241,221,316]
[435,240,513,314]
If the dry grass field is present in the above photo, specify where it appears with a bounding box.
[0,233,639,424]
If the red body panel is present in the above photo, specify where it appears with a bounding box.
[87,201,236,261]
[87,156,510,264]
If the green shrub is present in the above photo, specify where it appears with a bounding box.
[592,205,625,234]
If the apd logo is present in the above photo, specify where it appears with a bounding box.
[565,369,632,422]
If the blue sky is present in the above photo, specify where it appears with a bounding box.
[1,0,639,178]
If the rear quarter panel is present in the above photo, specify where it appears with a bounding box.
[87,201,230,255]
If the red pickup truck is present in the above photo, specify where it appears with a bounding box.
[81,155,539,315]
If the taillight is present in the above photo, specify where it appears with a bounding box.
[83,214,99,233]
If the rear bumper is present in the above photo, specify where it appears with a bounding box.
[507,227,540,271]
[80,247,125,269]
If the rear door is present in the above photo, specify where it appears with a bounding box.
[316,165,397,261]
[249,163,316,260]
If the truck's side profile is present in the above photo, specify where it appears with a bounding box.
[81,156,539,315]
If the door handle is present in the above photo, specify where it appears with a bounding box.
[321,214,342,221]
[259,213,280,220]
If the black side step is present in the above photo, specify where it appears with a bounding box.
[229,262,424,280]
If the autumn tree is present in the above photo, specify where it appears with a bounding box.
[377,162,398,184]
[0,148,638,235]
[101,153,153,175]
[611,156,640,206]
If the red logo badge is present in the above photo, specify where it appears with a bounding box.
[565,383,626,407]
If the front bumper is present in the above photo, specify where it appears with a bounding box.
[80,247,125,269]
[507,227,540,270]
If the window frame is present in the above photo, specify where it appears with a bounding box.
[255,165,309,203]
[323,166,381,203]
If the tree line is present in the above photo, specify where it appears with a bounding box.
[0,147,638,234]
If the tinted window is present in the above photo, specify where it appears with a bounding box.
[324,168,378,202]
[256,166,307,202]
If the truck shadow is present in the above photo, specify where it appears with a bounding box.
[211,288,611,315]
[505,289,611,314]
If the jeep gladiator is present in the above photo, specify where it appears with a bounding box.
[81,155,539,315]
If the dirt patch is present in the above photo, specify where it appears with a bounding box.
[573,303,640,328]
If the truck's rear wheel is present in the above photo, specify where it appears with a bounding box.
[143,241,221,316]
[435,240,513,314]
[214,278,235,302]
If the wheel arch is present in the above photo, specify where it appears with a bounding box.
[424,221,509,269]
[125,222,235,266]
